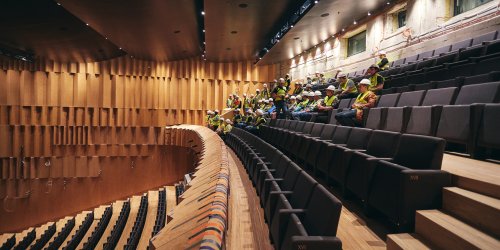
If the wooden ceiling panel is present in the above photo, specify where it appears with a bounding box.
[59,0,201,61]
[204,0,302,62]
[0,0,124,62]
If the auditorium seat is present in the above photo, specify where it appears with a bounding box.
[367,134,449,231]
[304,126,351,170]
[462,71,500,86]
[416,50,435,61]
[364,93,401,129]
[329,98,354,124]
[435,81,500,157]
[474,103,500,159]
[433,77,464,89]
[31,223,56,250]
[292,124,336,164]
[343,130,401,201]
[470,30,498,48]
[411,81,435,90]
[47,218,75,250]
[64,212,94,250]
[383,90,427,133]
[272,185,342,250]
[287,123,324,157]
[84,206,113,249]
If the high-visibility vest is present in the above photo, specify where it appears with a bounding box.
[298,99,309,108]
[233,114,242,123]
[261,89,270,99]
[274,86,287,101]
[324,95,338,107]
[340,79,358,94]
[226,99,233,108]
[377,59,390,70]
[355,91,374,105]
[243,98,251,109]
[254,116,266,128]
[223,124,232,134]
[211,115,220,126]
[293,87,303,95]
[369,74,384,91]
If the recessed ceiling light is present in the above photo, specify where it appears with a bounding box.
[174,30,181,34]
[86,23,89,26]
[320,13,329,17]
[203,29,205,33]
[231,31,238,34]
[368,12,371,16]
[353,20,357,24]
[238,3,248,8]
[201,11,205,15]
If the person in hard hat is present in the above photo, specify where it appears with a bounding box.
[232,108,242,124]
[206,110,213,128]
[295,90,323,121]
[315,72,326,85]
[232,95,242,109]
[210,109,221,131]
[293,81,303,96]
[313,85,340,123]
[236,108,254,128]
[377,50,390,71]
[218,119,232,140]
[271,78,288,119]
[245,109,266,135]
[335,79,377,126]
[249,93,257,111]
[366,64,385,92]
[258,99,265,110]
[261,83,270,99]
[243,93,252,110]
[226,94,233,108]
[293,92,310,112]
[337,73,358,99]
[284,74,292,92]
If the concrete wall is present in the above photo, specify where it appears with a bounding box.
[284,0,500,80]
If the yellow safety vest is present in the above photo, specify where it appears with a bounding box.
[223,124,232,134]
[369,74,384,91]
[274,86,287,101]
[255,117,266,128]
[211,115,220,126]
[324,95,338,107]
[298,99,309,108]
[340,79,358,94]
[355,91,373,105]
[377,59,390,70]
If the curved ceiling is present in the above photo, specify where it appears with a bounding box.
[0,0,393,63]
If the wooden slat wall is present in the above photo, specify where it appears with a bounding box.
[0,55,277,233]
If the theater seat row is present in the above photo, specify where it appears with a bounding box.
[259,121,451,231]
[225,128,343,250]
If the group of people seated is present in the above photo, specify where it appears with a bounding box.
[207,58,389,135]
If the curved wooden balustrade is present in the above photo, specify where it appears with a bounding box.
[150,125,230,250]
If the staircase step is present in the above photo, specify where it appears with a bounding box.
[443,187,500,238]
[386,233,432,250]
[416,210,500,250]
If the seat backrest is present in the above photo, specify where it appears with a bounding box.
[319,124,337,140]
[346,128,373,149]
[290,172,318,209]
[417,50,435,60]
[396,90,426,107]
[392,58,406,67]
[421,87,458,106]
[275,158,292,179]
[303,185,342,236]
[396,86,411,93]
[451,39,472,52]
[475,56,500,75]
[376,93,401,107]
[337,98,352,109]
[294,121,306,132]
[301,122,315,134]
[269,119,277,127]
[276,119,285,127]
[434,45,452,56]
[287,120,298,130]
[366,130,401,157]
[471,31,497,47]
[434,78,463,89]
[415,58,436,70]
[413,82,435,91]
[463,72,500,86]
[331,126,352,144]
[281,162,302,191]
[477,104,500,148]
[404,54,419,64]
[454,82,500,105]
[393,134,445,170]
[310,123,324,137]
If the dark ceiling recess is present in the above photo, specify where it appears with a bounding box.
[0,0,124,62]
[238,3,248,8]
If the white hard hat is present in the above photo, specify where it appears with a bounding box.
[263,83,267,87]
[207,110,212,114]
[214,109,219,113]
[379,50,387,55]
[315,71,320,74]
[258,99,263,103]
[326,85,336,91]
[302,91,308,96]
[337,73,346,78]
[297,95,302,100]
[306,84,312,88]
[279,77,285,81]
[250,94,255,97]
[225,119,231,123]
[359,79,371,85]
[256,88,260,92]
[233,108,239,112]
[219,117,224,121]
[290,96,296,100]
[337,68,343,72]
[243,93,247,97]
[264,100,269,103]
[268,98,273,102]
[314,91,322,96]
[308,92,315,97]
[256,109,264,115]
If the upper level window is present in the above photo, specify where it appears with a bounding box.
[347,31,366,57]
[454,0,493,15]
[397,10,407,28]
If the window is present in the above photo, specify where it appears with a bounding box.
[397,10,406,28]
[454,0,493,15]
[347,31,366,57]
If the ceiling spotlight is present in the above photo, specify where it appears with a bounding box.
[354,20,357,25]
[203,29,205,33]
[387,1,390,4]
[86,23,89,26]
[291,25,294,28]
[201,11,205,15]
[314,0,318,3]
[203,42,205,44]
[342,28,345,32]
[368,12,371,16]
[57,2,61,5]
[259,57,262,60]
[119,47,122,50]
